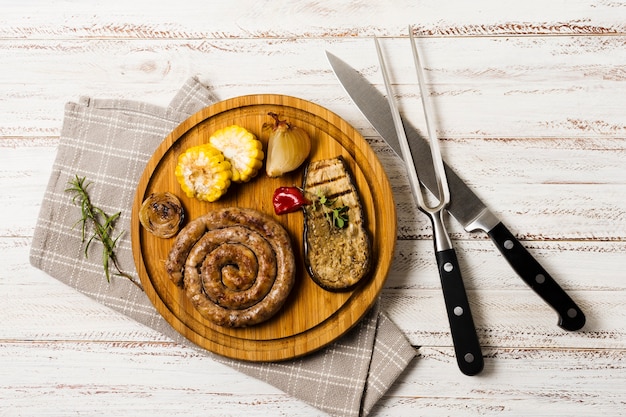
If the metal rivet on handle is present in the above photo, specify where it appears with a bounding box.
[535,274,546,284]
[504,240,514,250]
[454,306,464,316]
[464,353,475,363]
[443,262,454,272]
[567,308,578,318]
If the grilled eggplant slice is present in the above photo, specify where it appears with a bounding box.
[302,156,371,291]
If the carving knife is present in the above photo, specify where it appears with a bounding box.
[326,50,585,331]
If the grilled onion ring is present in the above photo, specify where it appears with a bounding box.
[139,192,184,238]
[165,207,295,328]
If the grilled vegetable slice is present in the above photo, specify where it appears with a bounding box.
[175,143,232,202]
[302,156,371,291]
[139,192,185,238]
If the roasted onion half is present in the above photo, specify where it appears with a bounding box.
[139,192,185,238]
[264,112,311,177]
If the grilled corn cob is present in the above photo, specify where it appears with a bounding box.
[175,144,232,202]
[209,125,264,183]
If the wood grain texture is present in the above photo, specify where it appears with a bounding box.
[1,0,624,39]
[1,35,624,138]
[1,0,625,416]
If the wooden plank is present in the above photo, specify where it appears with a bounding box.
[0,0,624,39]
[0,340,324,417]
[372,347,626,416]
[2,139,624,241]
[1,341,623,416]
[382,289,621,349]
[387,240,626,292]
[2,238,624,350]
[5,236,624,292]
[0,35,624,138]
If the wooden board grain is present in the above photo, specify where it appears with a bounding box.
[130,94,396,362]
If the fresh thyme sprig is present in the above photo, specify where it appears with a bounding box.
[313,190,349,229]
[65,175,142,290]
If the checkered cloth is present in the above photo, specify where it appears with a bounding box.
[29,77,417,417]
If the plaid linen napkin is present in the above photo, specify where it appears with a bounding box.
[29,77,417,417]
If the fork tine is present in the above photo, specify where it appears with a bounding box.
[375,36,446,213]
[409,26,450,206]
[374,37,428,212]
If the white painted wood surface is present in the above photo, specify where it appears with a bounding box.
[1,1,625,415]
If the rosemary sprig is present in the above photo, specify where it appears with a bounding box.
[65,175,142,290]
[313,190,349,229]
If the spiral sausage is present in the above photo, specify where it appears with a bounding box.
[165,207,295,327]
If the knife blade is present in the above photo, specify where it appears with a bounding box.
[326,50,586,331]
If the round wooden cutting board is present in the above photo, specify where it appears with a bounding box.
[130,94,396,362]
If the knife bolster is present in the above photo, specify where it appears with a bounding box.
[464,207,499,233]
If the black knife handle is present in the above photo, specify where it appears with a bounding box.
[436,248,484,376]
[487,222,586,331]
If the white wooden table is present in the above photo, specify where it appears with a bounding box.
[1,1,625,415]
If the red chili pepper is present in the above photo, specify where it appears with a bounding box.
[272,186,311,215]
